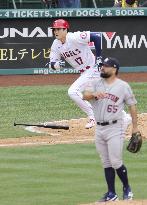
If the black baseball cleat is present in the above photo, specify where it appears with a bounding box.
[123,186,133,200]
[98,192,118,202]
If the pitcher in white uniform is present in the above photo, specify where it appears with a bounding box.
[48,19,102,128]
[83,57,139,202]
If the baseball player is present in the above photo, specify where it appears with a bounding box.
[48,19,102,128]
[83,57,138,202]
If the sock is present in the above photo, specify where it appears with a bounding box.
[116,165,129,188]
[104,167,116,193]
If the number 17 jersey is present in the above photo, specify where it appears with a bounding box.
[50,31,95,71]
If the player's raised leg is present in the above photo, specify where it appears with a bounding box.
[68,86,95,128]
[68,69,97,129]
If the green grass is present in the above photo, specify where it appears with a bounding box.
[0,142,147,205]
[0,85,84,138]
[0,82,146,138]
[130,82,147,113]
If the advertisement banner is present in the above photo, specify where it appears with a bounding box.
[0,8,146,18]
[0,17,147,70]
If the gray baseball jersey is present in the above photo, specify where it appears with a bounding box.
[86,78,137,122]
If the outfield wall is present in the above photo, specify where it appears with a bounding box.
[0,8,147,75]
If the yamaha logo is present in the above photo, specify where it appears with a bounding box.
[103,32,147,49]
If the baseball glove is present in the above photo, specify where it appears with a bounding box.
[127,131,142,153]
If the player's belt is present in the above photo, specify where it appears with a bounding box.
[97,120,117,126]
[79,66,90,73]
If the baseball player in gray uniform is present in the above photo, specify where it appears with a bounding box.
[82,57,139,202]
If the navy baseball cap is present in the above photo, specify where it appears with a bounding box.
[100,57,120,70]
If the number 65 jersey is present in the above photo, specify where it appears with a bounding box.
[86,78,137,122]
[49,31,95,71]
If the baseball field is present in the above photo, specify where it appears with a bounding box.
[0,73,147,205]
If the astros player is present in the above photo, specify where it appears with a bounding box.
[49,18,104,128]
[83,57,138,202]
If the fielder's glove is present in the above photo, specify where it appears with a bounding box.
[96,56,103,71]
[46,60,65,70]
[127,131,142,153]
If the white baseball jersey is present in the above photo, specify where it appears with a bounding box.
[50,31,95,71]
[85,78,137,122]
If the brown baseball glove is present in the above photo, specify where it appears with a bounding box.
[127,131,142,153]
